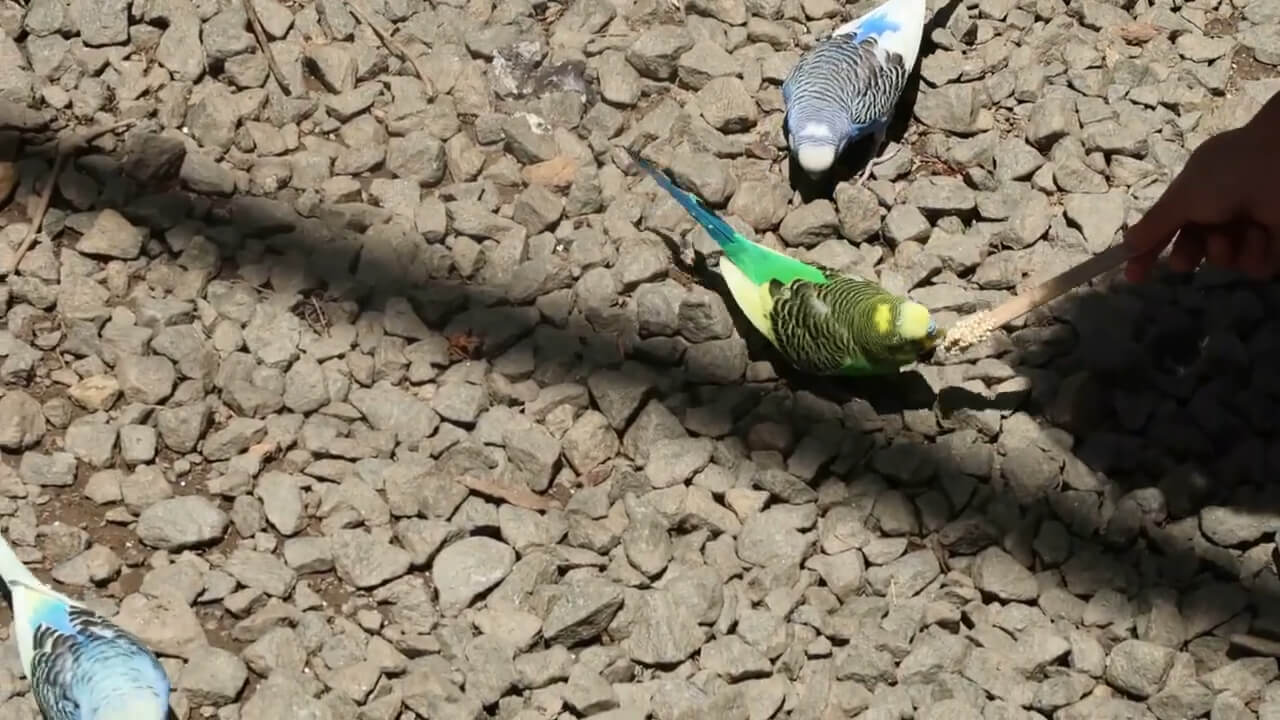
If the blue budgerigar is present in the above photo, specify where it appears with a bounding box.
[0,531,170,720]
[783,0,928,183]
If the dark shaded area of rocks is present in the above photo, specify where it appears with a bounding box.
[0,0,1277,718]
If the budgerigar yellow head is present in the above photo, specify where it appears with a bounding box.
[862,297,941,371]
[895,300,940,352]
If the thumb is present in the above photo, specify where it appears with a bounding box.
[1125,176,1192,258]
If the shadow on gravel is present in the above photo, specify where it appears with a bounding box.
[4,98,1280,674]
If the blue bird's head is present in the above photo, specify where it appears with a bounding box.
[790,116,873,176]
[790,124,844,176]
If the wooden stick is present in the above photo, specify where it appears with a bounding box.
[242,0,292,96]
[2,119,135,277]
[344,0,434,94]
[936,242,1133,354]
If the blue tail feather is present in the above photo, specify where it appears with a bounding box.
[627,150,831,291]
[23,589,75,637]
[627,150,744,255]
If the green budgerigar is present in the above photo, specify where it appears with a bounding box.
[630,151,940,376]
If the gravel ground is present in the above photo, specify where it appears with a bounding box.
[0,0,1277,718]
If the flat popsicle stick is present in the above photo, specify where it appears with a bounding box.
[937,242,1133,355]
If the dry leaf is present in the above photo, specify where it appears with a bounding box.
[522,155,578,190]
[459,475,561,511]
[580,465,612,487]
[446,330,483,361]
[1117,22,1162,44]
[247,441,280,461]
[745,140,779,161]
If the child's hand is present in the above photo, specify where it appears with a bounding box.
[1124,101,1280,283]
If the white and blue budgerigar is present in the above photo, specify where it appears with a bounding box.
[0,531,170,720]
[782,0,929,183]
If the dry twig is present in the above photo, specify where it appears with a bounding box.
[1230,633,1280,658]
[242,0,293,96]
[2,119,135,277]
[458,475,562,511]
[668,267,696,288]
[310,296,329,334]
[344,0,434,93]
[928,536,950,573]
[294,294,330,336]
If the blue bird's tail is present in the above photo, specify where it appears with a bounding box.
[833,0,928,68]
[627,150,746,257]
[627,149,829,293]
[0,533,47,593]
